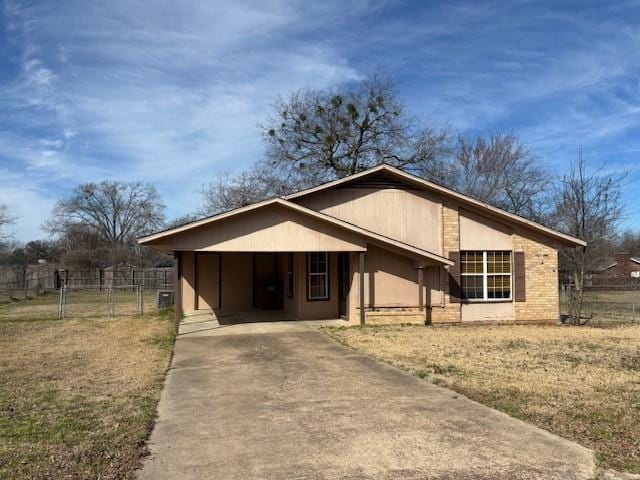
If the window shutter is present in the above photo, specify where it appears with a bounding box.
[514,251,526,302]
[448,251,461,303]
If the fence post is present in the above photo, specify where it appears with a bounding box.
[139,285,144,316]
[633,289,636,323]
[22,265,27,299]
[58,286,63,320]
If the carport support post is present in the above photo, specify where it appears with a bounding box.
[174,252,183,330]
[418,267,424,312]
[359,252,365,327]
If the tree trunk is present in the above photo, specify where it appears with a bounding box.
[570,248,587,325]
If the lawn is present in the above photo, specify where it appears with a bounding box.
[0,299,175,479]
[324,324,640,474]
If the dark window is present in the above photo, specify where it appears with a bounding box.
[287,253,294,298]
[307,252,329,300]
[461,251,512,301]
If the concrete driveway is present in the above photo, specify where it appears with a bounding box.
[138,315,596,480]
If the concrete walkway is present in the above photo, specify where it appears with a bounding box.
[138,316,597,480]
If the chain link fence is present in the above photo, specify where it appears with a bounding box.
[0,266,174,322]
[560,285,640,324]
[0,285,172,322]
[0,289,61,322]
[59,285,170,319]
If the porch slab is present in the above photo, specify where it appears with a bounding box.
[178,311,346,337]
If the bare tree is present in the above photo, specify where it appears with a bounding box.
[0,204,16,247]
[618,230,640,254]
[204,76,553,223]
[0,240,61,266]
[262,74,452,181]
[55,223,113,268]
[165,214,203,230]
[201,163,300,215]
[401,127,456,186]
[553,149,624,324]
[451,133,549,221]
[46,181,165,265]
[203,74,453,215]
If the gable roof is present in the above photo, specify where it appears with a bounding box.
[285,164,586,247]
[139,198,453,266]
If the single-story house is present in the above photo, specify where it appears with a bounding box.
[139,164,585,325]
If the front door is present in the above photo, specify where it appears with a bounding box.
[338,253,350,317]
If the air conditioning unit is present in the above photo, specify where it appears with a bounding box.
[156,289,174,309]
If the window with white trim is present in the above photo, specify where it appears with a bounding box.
[461,251,512,301]
[307,252,329,300]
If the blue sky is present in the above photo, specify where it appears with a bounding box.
[1,0,639,241]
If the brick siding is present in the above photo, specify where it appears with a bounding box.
[431,202,462,323]
[512,229,560,323]
[430,205,561,324]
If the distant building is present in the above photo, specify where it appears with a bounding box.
[594,253,640,280]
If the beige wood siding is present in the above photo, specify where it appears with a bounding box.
[170,204,366,252]
[196,253,220,310]
[181,252,196,314]
[363,245,420,307]
[220,253,253,311]
[295,188,442,253]
[461,302,514,322]
[346,245,440,316]
[459,209,513,251]
[424,266,441,307]
[281,252,306,318]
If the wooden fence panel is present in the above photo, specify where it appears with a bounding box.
[0,266,174,290]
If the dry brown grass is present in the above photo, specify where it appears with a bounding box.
[0,309,175,479]
[325,324,640,473]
